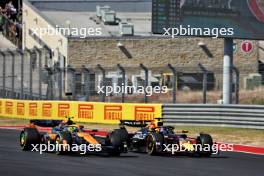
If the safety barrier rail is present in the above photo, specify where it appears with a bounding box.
[1,98,264,129]
[163,104,264,129]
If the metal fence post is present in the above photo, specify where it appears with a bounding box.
[7,50,15,99]
[198,63,207,104]
[67,65,76,100]
[223,38,233,104]
[117,64,125,103]
[35,47,43,100]
[97,64,106,102]
[0,51,6,98]
[45,65,54,100]
[28,49,33,99]
[168,64,177,104]
[140,64,148,103]
[43,46,50,66]
[233,66,240,104]
[55,65,62,100]
[17,49,24,99]
[31,50,34,99]
[203,73,208,104]
[81,65,90,101]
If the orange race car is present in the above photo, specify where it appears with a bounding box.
[20,119,128,156]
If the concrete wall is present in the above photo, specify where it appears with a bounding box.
[68,38,257,70]
[67,37,259,90]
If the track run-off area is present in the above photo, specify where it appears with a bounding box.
[0,129,263,176]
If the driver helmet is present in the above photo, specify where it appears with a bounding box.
[155,128,160,132]
[77,124,84,131]
[147,121,156,129]
[62,117,74,125]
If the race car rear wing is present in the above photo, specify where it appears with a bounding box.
[120,120,150,127]
[30,120,62,127]
[120,119,163,127]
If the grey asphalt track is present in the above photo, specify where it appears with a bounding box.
[0,129,263,176]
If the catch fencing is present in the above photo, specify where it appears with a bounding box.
[0,48,246,104]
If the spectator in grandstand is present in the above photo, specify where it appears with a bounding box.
[0,0,21,46]
[0,5,6,15]
[5,0,17,20]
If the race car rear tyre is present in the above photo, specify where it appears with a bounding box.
[20,128,40,151]
[107,129,129,156]
[196,133,213,157]
[109,129,128,146]
[146,133,164,155]
[55,131,72,155]
[117,128,129,143]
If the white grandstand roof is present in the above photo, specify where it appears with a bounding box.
[27,0,154,38]
[42,11,152,37]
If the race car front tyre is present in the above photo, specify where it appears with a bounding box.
[146,133,164,155]
[20,128,40,151]
[55,131,72,155]
[196,133,213,157]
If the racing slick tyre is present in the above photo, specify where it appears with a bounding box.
[107,129,128,156]
[55,131,72,155]
[109,129,129,146]
[196,133,213,157]
[114,128,129,143]
[146,133,164,156]
[20,128,40,151]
